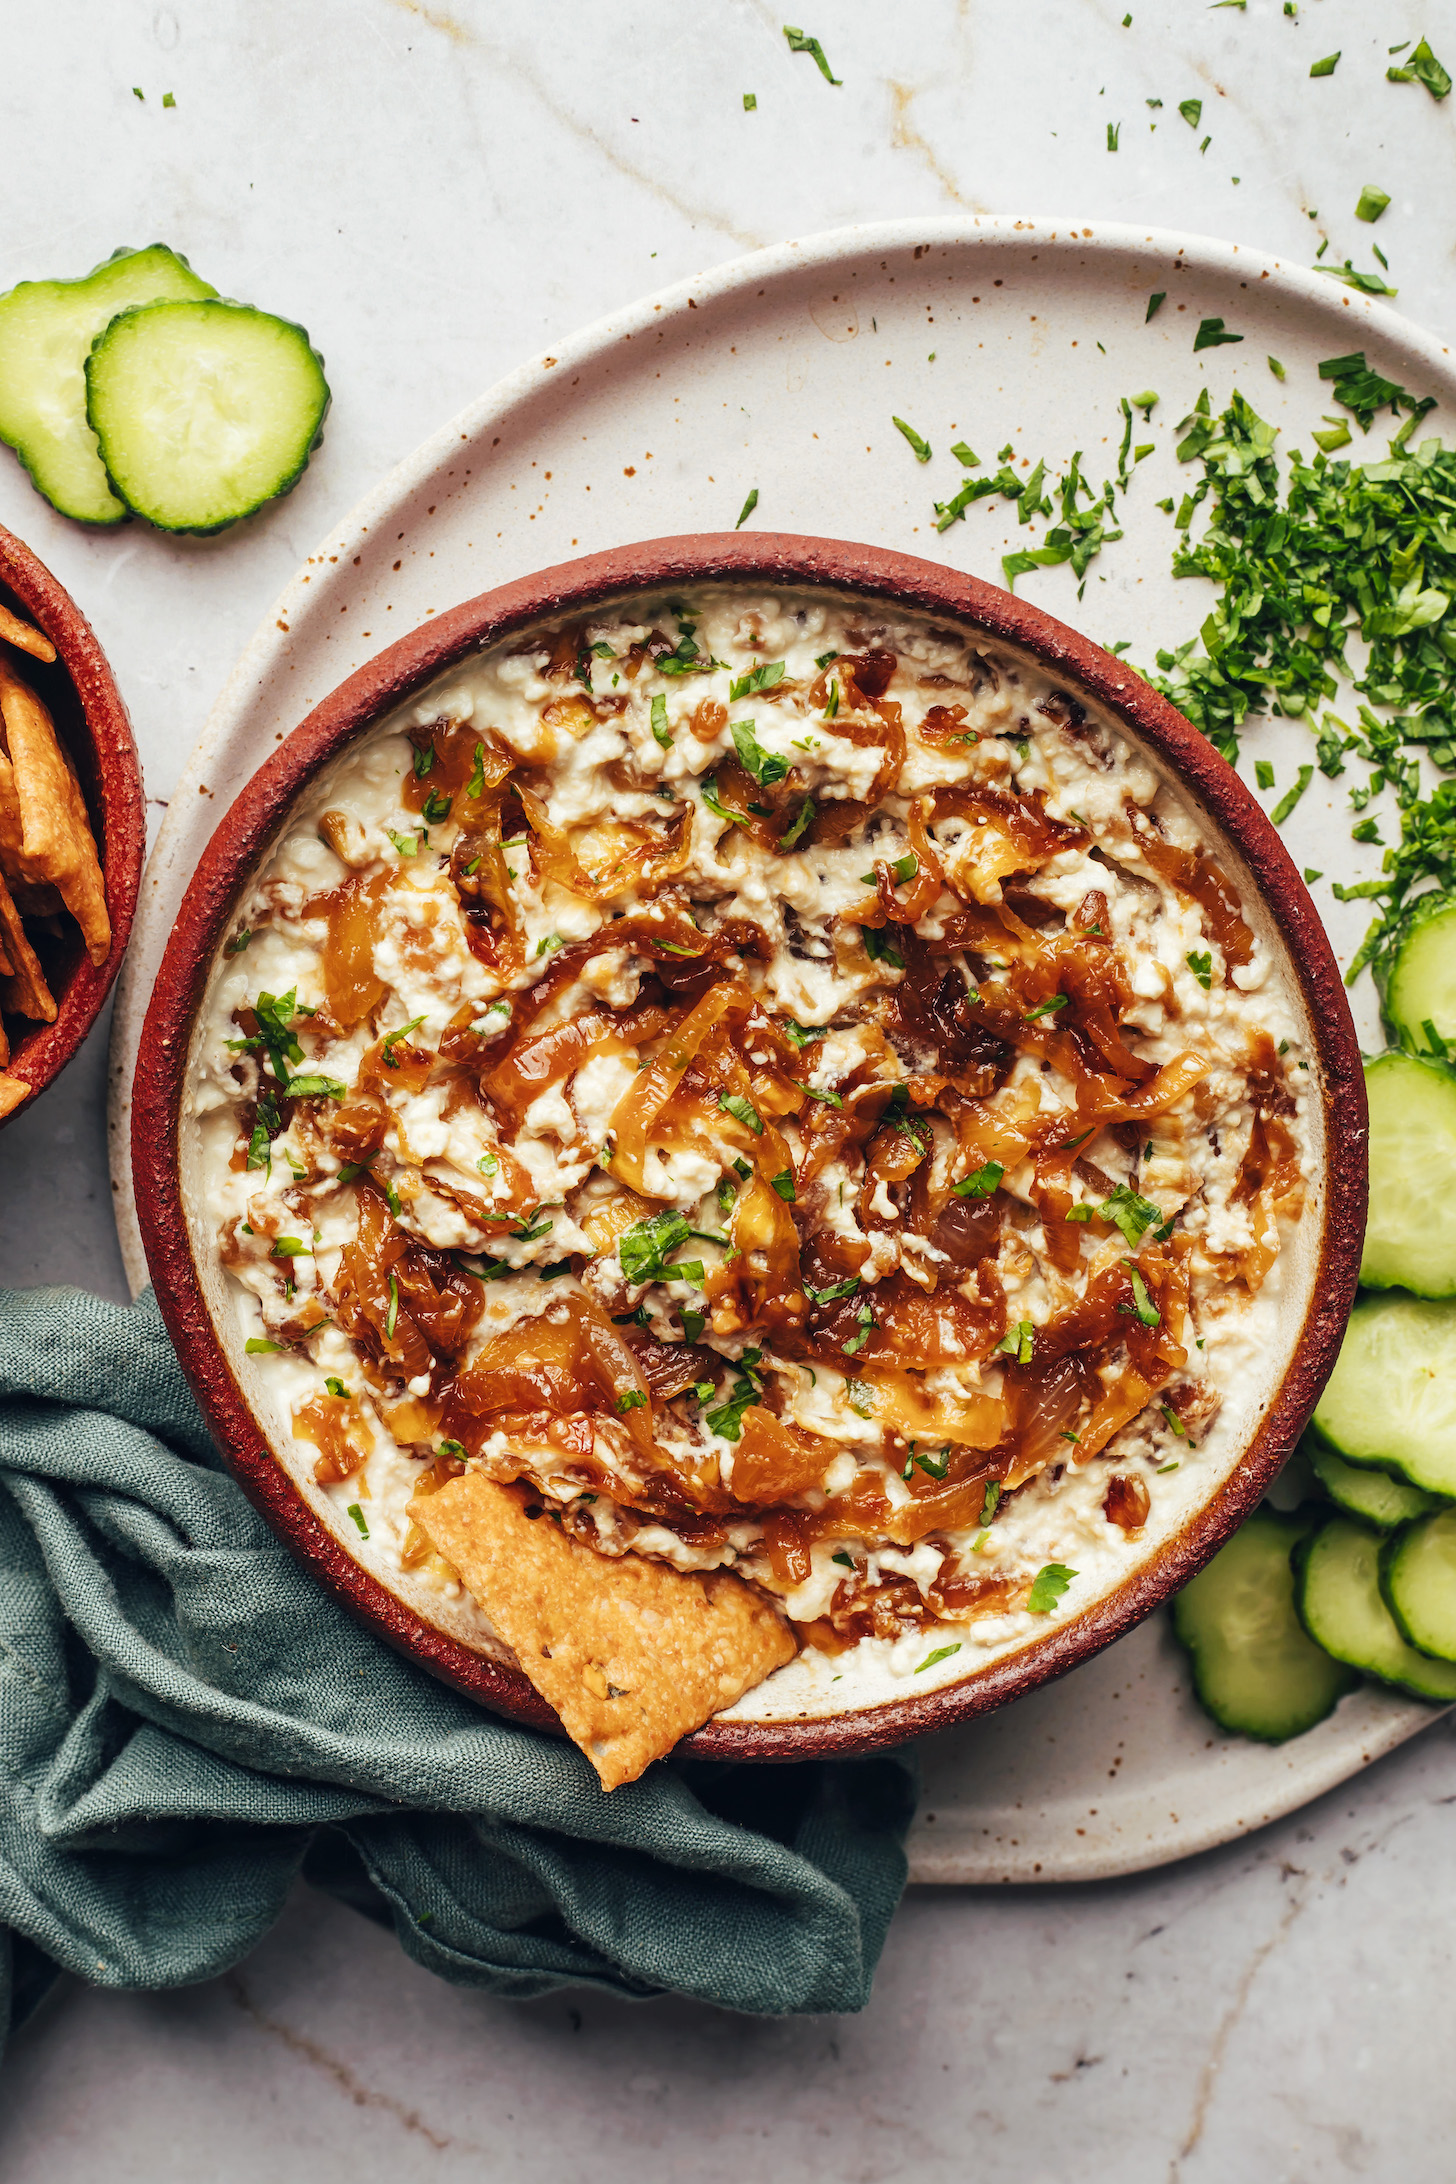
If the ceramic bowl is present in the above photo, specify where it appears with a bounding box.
[0,522,144,1119]
[131,534,1366,1759]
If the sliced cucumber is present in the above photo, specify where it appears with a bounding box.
[85,300,329,534]
[1172,1508,1357,1742]
[1312,1291,1456,1497]
[1361,1050,1456,1295]
[1307,1435,1443,1530]
[0,245,216,525]
[1295,1515,1456,1701]
[1383,894,1456,1053]
[1380,1508,1456,1663]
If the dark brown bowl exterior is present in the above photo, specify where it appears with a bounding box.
[0,523,144,1116]
[131,533,1368,1761]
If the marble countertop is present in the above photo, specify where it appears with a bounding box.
[4,0,1455,2173]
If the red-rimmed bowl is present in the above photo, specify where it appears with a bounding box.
[130,534,1366,1759]
[0,522,144,1117]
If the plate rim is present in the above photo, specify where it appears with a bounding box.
[108,211,1450,1851]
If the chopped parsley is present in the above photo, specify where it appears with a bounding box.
[224,928,253,956]
[842,1303,876,1355]
[980,1480,1001,1524]
[346,1504,370,1539]
[650,692,671,748]
[861,925,905,969]
[616,1390,648,1415]
[805,1275,860,1305]
[915,1643,962,1673]
[387,829,419,857]
[703,1349,766,1439]
[1355,185,1391,225]
[385,1275,399,1340]
[1120,1263,1162,1326]
[1106,121,1121,152]
[1387,38,1450,97]
[421,787,453,825]
[244,1337,284,1355]
[729,660,786,702]
[731,718,789,786]
[1097,1185,1167,1249]
[779,796,815,848]
[735,487,759,528]
[1270,763,1314,824]
[1179,98,1202,128]
[381,1015,427,1066]
[802,1084,843,1107]
[783,1019,825,1049]
[892,416,932,463]
[1027,1563,1076,1614]
[512,1208,555,1244]
[996,1319,1035,1365]
[1309,50,1340,76]
[1186,948,1213,989]
[1147,292,1166,321]
[769,1167,797,1201]
[467,743,487,798]
[782,23,841,83]
[285,1073,347,1099]
[701,778,749,827]
[953,1160,1003,1199]
[412,742,436,779]
[1022,993,1068,1021]
[719,1091,764,1134]
[1193,316,1243,352]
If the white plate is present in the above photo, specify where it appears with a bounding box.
[110,215,1452,1881]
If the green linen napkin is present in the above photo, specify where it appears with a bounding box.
[0,1287,913,2064]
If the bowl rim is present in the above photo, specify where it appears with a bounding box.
[0,520,145,1119]
[130,531,1367,1760]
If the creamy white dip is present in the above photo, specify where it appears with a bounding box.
[188,587,1314,1711]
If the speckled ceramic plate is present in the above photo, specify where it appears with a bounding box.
[110,215,1454,1879]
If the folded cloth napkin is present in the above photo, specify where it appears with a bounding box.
[0,1287,914,2065]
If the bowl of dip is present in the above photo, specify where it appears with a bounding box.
[131,534,1365,1775]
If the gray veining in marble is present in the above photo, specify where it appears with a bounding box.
[3,0,1455,2173]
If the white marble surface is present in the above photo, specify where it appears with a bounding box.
[3,0,1456,2172]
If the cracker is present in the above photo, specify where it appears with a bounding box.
[0,651,109,966]
[0,602,56,665]
[0,865,54,1022]
[410,1474,794,1789]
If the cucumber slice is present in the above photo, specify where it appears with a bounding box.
[1172,1508,1356,1742]
[1384,895,1456,1052]
[0,245,216,525]
[1380,1508,1456,1662]
[1360,1049,1456,1295]
[1295,1514,1456,1700]
[85,300,329,534]
[1312,1291,1456,1497]
[1307,1435,1443,1529]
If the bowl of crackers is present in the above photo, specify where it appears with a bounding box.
[0,521,144,1118]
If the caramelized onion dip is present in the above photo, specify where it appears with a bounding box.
[189,588,1314,1711]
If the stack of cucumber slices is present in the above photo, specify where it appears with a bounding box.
[1176,901,1456,1741]
[0,244,328,534]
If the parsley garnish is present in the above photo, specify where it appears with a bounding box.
[735,487,759,528]
[619,1209,696,1285]
[719,1091,763,1134]
[1022,993,1068,1021]
[1120,1263,1162,1326]
[953,1160,1003,1199]
[703,1350,765,1440]
[1027,1563,1076,1614]
[387,829,419,857]
[346,1503,369,1539]
[779,796,815,848]
[980,1480,1001,1525]
[1309,50,1340,76]
[701,778,749,827]
[284,1074,347,1100]
[842,1303,876,1355]
[1387,37,1451,97]
[412,742,436,778]
[784,1019,824,1049]
[1355,185,1391,225]
[1147,292,1166,321]
[892,416,932,463]
[1194,317,1243,352]
[381,1015,427,1066]
[224,928,252,955]
[915,1643,962,1673]
[244,1337,284,1355]
[1270,764,1314,824]
[616,1390,648,1415]
[731,718,789,786]
[1186,949,1213,989]
[421,787,453,825]
[729,660,786,702]
[1179,98,1202,128]
[769,1167,796,1201]
[861,926,905,969]
[783,24,841,85]
[467,742,486,798]
[996,1320,1035,1364]
[806,1275,860,1304]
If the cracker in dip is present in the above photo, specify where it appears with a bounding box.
[192,588,1312,1782]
